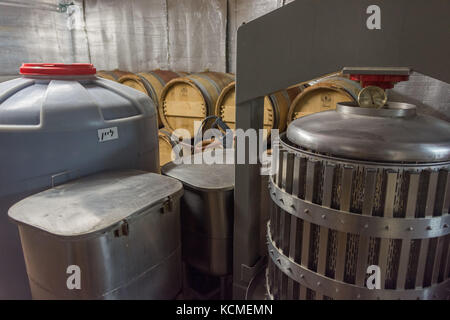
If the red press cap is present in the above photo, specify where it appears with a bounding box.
[349,74,409,89]
[20,63,96,76]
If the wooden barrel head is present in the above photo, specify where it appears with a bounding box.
[158,130,177,167]
[160,72,234,137]
[288,77,361,122]
[118,74,148,94]
[216,82,274,130]
[215,82,296,135]
[160,79,208,137]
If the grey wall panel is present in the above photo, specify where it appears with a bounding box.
[0,0,90,76]
[167,0,227,73]
[227,0,283,73]
[84,0,169,72]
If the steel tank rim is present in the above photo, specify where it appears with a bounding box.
[278,133,450,168]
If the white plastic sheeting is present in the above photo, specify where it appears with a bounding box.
[0,0,89,75]
[85,0,227,73]
[167,0,227,72]
[84,0,169,72]
[390,73,450,122]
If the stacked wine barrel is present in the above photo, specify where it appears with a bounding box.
[119,70,188,127]
[215,82,303,137]
[287,76,361,122]
[96,69,134,81]
[160,72,235,137]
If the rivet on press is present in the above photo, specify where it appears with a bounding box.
[321,215,326,220]
[304,209,310,214]
[407,227,414,231]
[291,205,296,210]
[316,281,321,287]
[426,226,432,231]
[287,267,292,273]
[300,274,305,279]
[364,224,369,229]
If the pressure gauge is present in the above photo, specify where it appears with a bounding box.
[357,86,388,109]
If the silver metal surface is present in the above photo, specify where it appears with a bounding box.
[286,102,450,163]
[162,150,234,276]
[234,0,450,299]
[267,135,450,300]
[8,170,183,300]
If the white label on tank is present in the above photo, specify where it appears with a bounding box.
[98,127,119,142]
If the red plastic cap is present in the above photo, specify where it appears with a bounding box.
[20,63,96,76]
[349,74,409,89]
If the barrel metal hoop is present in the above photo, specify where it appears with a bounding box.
[137,74,158,104]
[148,71,166,87]
[188,75,215,114]
[267,94,280,130]
[269,178,450,240]
[193,73,222,96]
[267,225,450,300]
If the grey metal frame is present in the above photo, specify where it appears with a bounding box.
[234,0,450,299]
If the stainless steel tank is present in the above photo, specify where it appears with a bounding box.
[0,63,159,299]
[162,150,234,276]
[8,170,183,300]
[267,102,450,300]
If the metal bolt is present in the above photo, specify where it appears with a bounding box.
[300,274,305,279]
[287,267,292,273]
[335,288,339,293]
[340,219,345,224]
[277,258,281,264]
[321,215,326,220]
[408,227,414,231]
[385,225,389,230]
[304,209,309,214]
[426,226,432,231]
[356,294,361,299]
[364,224,369,229]
[317,281,321,287]
[291,204,296,210]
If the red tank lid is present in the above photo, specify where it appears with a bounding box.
[20,63,96,76]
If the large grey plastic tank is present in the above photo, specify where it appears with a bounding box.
[0,63,159,299]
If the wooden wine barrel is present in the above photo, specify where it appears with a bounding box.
[158,129,182,168]
[215,82,302,136]
[96,69,134,81]
[287,76,361,122]
[119,70,188,127]
[160,72,235,137]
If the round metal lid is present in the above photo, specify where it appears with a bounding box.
[286,102,450,163]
